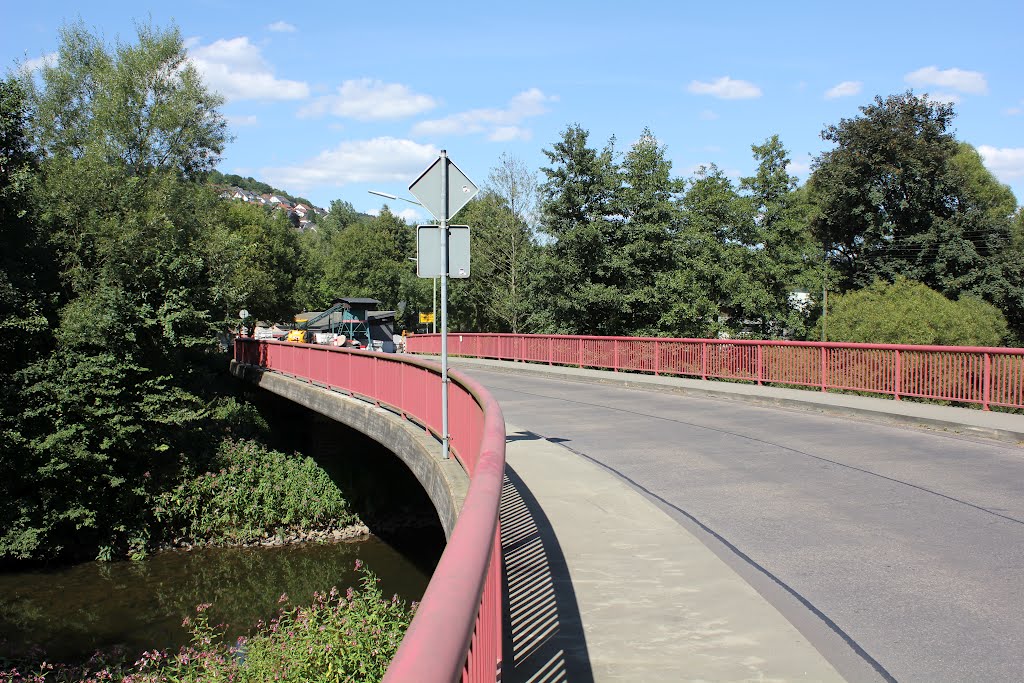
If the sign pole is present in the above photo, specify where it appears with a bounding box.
[440,150,450,459]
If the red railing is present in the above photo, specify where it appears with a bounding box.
[234,339,505,683]
[406,333,1024,410]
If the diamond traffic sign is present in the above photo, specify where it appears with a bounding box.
[408,155,478,221]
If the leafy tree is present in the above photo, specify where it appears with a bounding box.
[810,92,1024,339]
[313,207,417,327]
[205,199,302,325]
[657,164,738,338]
[2,21,229,561]
[611,128,683,335]
[819,278,1007,347]
[809,92,959,289]
[0,76,59,561]
[533,124,623,334]
[737,135,817,338]
[448,154,540,333]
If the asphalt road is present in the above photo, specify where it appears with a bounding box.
[456,363,1024,683]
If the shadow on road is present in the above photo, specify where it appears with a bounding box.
[501,434,594,683]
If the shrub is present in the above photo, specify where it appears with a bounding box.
[155,439,358,546]
[819,278,1008,347]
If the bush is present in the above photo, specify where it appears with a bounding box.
[155,439,358,546]
[820,278,1008,347]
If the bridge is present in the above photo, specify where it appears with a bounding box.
[233,335,1024,683]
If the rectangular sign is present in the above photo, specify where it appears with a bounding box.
[416,225,471,278]
[419,312,435,324]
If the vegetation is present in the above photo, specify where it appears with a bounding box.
[0,566,413,683]
[819,278,1008,347]
[2,17,1022,566]
[155,439,360,549]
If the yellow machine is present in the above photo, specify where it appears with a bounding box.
[286,328,310,343]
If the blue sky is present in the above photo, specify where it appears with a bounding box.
[4,0,1022,221]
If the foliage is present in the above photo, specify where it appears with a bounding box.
[155,439,359,547]
[809,92,1024,337]
[1,21,229,563]
[0,566,413,683]
[819,278,1008,347]
[204,199,302,325]
[532,125,627,334]
[449,190,538,333]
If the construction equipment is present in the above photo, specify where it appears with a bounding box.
[288,300,350,343]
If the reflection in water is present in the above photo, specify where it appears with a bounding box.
[0,534,437,664]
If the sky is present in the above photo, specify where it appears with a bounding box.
[3,0,1023,222]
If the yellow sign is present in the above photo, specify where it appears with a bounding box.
[419,312,435,324]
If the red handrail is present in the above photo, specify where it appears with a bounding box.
[406,333,1024,410]
[234,339,505,682]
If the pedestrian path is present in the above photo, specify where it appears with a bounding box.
[499,424,846,683]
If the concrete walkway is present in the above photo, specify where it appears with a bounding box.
[500,423,845,683]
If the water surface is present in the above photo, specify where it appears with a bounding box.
[0,534,434,663]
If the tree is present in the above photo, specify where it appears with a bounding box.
[449,154,539,333]
[737,136,817,338]
[3,21,229,561]
[810,92,960,287]
[657,164,739,338]
[317,207,417,325]
[534,124,622,334]
[611,128,683,335]
[205,200,302,325]
[809,92,1024,339]
[819,278,1007,347]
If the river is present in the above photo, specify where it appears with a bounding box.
[0,532,439,665]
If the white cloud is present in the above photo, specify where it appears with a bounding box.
[411,88,556,139]
[825,81,862,99]
[187,36,309,102]
[699,109,719,120]
[489,126,531,142]
[227,114,258,127]
[687,76,762,100]
[789,154,812,175]
[299,79,437,121]
[263,137,440,190]
[978,146,1024,181]
[927,92,961,105]
[904,66,988,95]
[18,52,57,74]
[1005,101,1023,116]
[267,21,297,33]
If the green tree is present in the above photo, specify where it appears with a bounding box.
[205,200,302,325]
[737,135,817,338]
[316,207,416,324]
[657,164,738,338]
[819,278,1007,347]
[809,92,959,290]
[810,92,1024,339]
[449,154,539,333]
[3,21,229,561]
[534,124,622,334]
[612,128,683,335]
